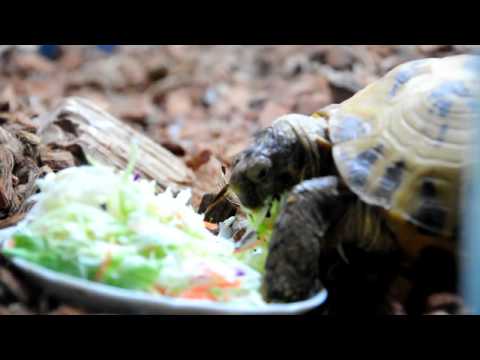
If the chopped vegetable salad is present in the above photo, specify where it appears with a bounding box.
[2,161,271,306]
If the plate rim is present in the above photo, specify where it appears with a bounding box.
[7,256,328,315]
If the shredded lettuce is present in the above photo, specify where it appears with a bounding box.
[234,195,286,274]
[2,160,266,306]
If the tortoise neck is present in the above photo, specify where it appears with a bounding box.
[299,138,335,181]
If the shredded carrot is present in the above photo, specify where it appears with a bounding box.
[179,284,216,300]
[178,271,241,301]
[95,252,112,282]
[203,221,219,231]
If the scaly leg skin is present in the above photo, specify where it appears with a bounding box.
[264,176,351,303]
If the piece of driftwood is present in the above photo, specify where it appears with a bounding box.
[36,97,194,190]
[0,96,194,230]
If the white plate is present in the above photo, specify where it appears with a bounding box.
[0,231,327,315]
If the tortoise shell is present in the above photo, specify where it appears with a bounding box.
[320,55,480,238]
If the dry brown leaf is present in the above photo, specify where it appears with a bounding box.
[186,149,212,171]
[191,155,226,209]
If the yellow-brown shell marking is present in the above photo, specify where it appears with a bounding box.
[326,55,480,237]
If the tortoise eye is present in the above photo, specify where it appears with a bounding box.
[246,158,272,183]
[257,168,268,180]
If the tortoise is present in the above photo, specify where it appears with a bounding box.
[228,54,480,304]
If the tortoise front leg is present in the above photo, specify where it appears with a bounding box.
[265,176,351,302]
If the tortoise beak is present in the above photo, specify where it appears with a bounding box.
[229,182,264,210]
[238,191,263,210]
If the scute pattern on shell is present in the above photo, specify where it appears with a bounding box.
[326,54,480,237]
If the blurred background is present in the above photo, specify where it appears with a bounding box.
[0,45,476,207]
[0,45,478,314]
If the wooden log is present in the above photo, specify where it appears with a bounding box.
[36,97,194,191]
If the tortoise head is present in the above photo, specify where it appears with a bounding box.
[229,113,331,209]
